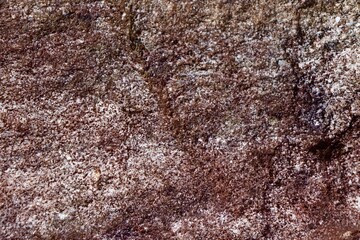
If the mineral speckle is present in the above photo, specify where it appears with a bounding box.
[0,0,359,239]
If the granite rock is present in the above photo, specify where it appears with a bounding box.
[0,0,359,239]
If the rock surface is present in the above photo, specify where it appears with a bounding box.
[0,0,359,239]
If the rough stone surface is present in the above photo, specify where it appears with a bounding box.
[0,0,359,239]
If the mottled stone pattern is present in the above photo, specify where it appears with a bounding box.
[0,0,359,239]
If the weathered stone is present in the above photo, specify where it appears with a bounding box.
[0,0,359,239]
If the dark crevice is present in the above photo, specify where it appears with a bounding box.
[310,115,360,162]
[308,138,344,162]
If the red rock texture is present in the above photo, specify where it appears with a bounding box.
[0,0,359,239]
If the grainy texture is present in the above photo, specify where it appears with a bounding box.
[0,0,359,239]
